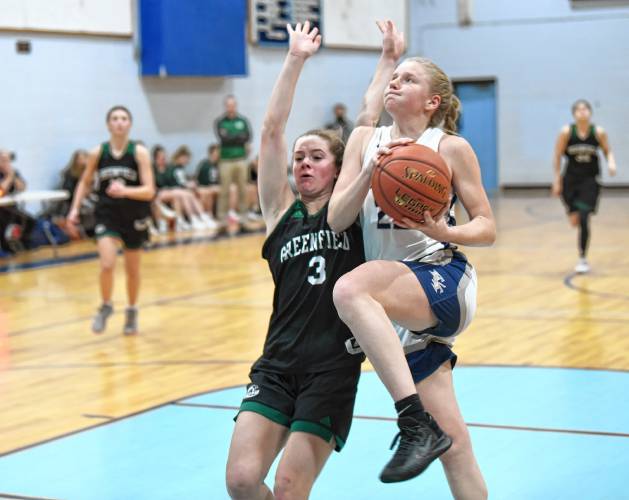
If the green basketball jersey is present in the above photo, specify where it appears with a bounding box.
[96,141,150,217]
[253,200,365,373]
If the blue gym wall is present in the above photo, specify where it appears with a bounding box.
[0,31,379,190]
[1,0,627,190]
[409,0,629,186]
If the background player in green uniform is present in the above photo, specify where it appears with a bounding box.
[552,99,617,273]
[68,106,155,335]
[225,21,405,500]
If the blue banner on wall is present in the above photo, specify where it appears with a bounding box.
[250,0,321,46]
[139,0,247,77]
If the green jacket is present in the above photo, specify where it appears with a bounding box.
[214,113,251,160]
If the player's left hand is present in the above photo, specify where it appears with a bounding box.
[377,20,405,61]
[609,163,617,177]
[287,21,321,60]
[106,180,127,198]
[397,210,451,241]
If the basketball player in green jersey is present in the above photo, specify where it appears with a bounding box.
[226,21,405,500]
[553,99,617,273]
[68,106,155,335]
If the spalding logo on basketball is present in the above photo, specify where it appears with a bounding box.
[371,143,452,223]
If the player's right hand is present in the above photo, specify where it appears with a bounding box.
[366,138,414,176]
[551,178,562,197]
[67,209,80,226]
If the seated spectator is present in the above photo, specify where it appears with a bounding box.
[0,149,34,253]
[170,146,194,189]
[154,145,215,232]
[61,149,88,201]
[46,149,88,218]
[170,145,216,231]
[246,155,262,221]
[53,149,97,238]
[0,149,26,196]
[152,145,180,233]
[195,144,221,222]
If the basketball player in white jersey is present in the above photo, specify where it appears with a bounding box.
[328,58,494,497]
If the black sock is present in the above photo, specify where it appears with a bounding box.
[395,394,424,421]
[578,210,590,258]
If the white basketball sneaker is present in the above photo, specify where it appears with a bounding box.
[200,213,219,230]
[157,219,168,234]
[191,216,206,232]
[575,258,590,274]
[176,217,191,232]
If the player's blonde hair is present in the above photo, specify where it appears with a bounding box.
[405,57,461,134]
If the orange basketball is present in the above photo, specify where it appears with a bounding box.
[371,143,452,223]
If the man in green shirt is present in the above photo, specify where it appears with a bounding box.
[214,95,252,227]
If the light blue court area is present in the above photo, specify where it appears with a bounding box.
[1,367,628,500]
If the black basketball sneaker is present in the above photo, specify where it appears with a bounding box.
[379,412,453,483]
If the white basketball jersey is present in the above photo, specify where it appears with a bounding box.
[361,126,448,262]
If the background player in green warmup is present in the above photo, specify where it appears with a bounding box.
[225,20,405,500]
[552,99,617,273]
[68,106,155,335]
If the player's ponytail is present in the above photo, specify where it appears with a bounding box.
[443,94,461,135]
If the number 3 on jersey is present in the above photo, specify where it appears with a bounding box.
[307,255,326,285]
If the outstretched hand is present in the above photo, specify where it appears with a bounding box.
[287,21,322,59]
[377,19,405,61]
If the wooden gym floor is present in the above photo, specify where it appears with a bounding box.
[0,190,628,498]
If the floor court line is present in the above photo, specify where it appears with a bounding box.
[458,362,629,374]
[2,367,627,499]
[3,366,627,457]
[82,414,114,420]
[0,493,61,500]
[10,360,629,373]
[0,230,264,274]
[564,273,629,300]
[478,314,628,324]
[171,401,629,439]
[6,275,269,338]
[0,383,247,458]
[8,359,253,370]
